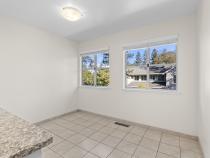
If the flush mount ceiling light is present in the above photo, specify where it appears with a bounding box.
[61,7,83,21]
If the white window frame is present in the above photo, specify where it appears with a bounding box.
[80,50,110,88]
[123,36,178,93]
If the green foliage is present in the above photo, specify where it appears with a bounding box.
[159,52,176,64]
[135,52,142,65]
[102,53,109,65]
[82,70,94,85]
[151,49,159,64]
[151,50,176,64]
[142,51,147,64]
[97,69,109,86]
[82,69,110,86]
[138,82,148,89]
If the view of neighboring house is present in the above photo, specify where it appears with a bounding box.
[126,64,176,89]
[125,43,177,90]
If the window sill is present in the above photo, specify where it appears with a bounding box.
[122,88,180,95]
[79,86,111,90]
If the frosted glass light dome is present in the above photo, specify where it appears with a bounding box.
[61,7,83,21]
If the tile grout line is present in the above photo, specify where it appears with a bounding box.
[43,114,150,158]
[51,118,143,158]
[155,131,163,158]
[179,135,181,158]
[41,114,105,158]
[104,128,134,158]
[44,115,154,158]
[49,114,127,158]
[80,120,134,158]
[78,110,199,141]
[130,127,148,158]
[40,111,201,158]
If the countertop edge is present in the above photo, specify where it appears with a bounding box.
[0,107,53,158]
[11,136,53,158]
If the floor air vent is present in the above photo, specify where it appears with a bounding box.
[114,122,130,127]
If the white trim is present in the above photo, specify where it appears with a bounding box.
[123,36,179,93]
[122,49,127,89]
[78,53,81,88]
[94,54,97,86]
[79,85,111,89]
[122,88,181,95]
[123,35,178,50]
[79,47,110,55]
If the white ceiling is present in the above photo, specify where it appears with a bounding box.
[0,0,198,41]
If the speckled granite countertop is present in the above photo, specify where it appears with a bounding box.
[0,108,53,158]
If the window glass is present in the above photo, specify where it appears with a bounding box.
[82,55,95,69]
[96,69,110,86]
[125,48,148,89]
[125,42,177,91]
[82,70,94,86]
[81,55,95,86]
[149,43,176,90]
[81,51,110,87]
[97,52,109,68]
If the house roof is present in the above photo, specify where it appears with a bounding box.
[126,64,176,76]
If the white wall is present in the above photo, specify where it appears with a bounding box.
[197,0,210,157]
[0,16,78,123]
[78,15,198,136]
[0,14,199,137]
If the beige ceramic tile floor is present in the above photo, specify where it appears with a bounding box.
[38,111,203,158]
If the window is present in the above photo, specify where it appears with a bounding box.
[125,41,177,91]
[81,51,110,87]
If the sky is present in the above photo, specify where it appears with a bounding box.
[127,43,176,64]
[83,44,176,68]
[97,52,108,67]
[82,51,109,68]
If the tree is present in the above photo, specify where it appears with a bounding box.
[96,69,109,86]
[159,52,176,64]
[82,56,94,69]
[89,58,94,68]
[82,70,94,85]
[135,52,142,65]
[142,51,147,64]
[102,53,109,65]
[126,52,134,65]
[151,49,159,64]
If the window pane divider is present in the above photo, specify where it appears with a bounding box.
[94,54,97,87]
